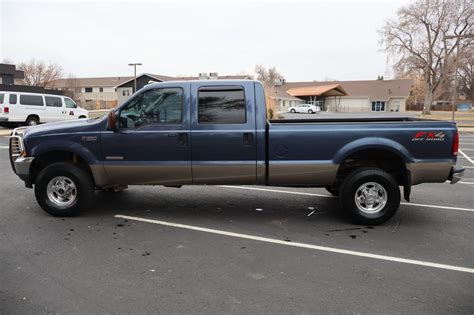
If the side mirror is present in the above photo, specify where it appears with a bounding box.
[107,110,118,131]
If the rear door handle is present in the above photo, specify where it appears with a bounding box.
[243,132,254,145]
[178,133,188,146]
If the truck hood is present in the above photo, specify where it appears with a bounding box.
[24,118,104,138]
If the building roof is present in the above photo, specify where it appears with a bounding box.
[170,75,251,81]
[275,79,413,100]
[53,76,133,88]
[54,74,250,88]
[286,84,348,97]
[0,63,25,79]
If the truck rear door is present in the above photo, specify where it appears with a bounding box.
[190,81,257,184]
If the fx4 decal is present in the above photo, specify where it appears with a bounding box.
[412,131,446,141]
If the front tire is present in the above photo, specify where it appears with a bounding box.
[339,168,400,225]
[308,109,314,114]
[290,109,296,113]
[34,162,94,217]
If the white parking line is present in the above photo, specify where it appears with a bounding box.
[115,215,474,274]
[459,150,474,164]
[219,186,474,212]
[460,148,474,151]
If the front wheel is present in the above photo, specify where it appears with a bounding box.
[339,168,400,225]
[308,109,314,114]
[34,162,94,216]
[290,109,296,113]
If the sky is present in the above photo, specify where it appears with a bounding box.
[1,0,411,81]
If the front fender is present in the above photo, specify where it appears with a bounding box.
[29,139,99,164]
[333,137,413,164]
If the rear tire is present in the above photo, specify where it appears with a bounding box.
[339,167,400,225]
[290,109,296,113]
[25,116,39,126]
[34,162,94,217]
[308,109,314,114]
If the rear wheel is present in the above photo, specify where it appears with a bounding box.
[308,109,314,114]
[339,168,400,225]
[290,109,296,113]
[34,162,94,216]
[25,116,39,126]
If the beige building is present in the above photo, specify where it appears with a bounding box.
[274,79,413,113]
[53,76,133,109]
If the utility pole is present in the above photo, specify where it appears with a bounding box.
[444,33,473,121]
[128,63,142,93]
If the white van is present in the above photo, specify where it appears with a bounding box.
[0,91,88,127]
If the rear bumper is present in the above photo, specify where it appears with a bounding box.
[448,167,464,184]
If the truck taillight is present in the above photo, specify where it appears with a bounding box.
[452,132,459,156]
[3,107,9,114]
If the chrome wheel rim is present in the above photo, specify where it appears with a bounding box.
[46,176,77,207]
[354,182,387,214]
[28,120,37,126]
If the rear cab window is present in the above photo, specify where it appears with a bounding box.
[20,94,44,106]
[198,86,246,124]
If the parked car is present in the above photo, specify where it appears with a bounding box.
[9,80,464,225]
[289,103,321,114]
[0,91,88,127]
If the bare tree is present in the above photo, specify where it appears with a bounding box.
[18,59,63,88]
[380,0,472,114]
[254,65,285,119]
[458,52,473,101]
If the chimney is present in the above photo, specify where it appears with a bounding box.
[209,72,218,80]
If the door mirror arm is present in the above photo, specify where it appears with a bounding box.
[107,110,118,132]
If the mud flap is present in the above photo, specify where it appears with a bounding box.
[403,170,411,202]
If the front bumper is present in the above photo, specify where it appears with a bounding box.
[448,167,464,184]
[14,156,34,176]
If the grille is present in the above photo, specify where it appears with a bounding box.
[10,136,23,158]
[9,127,27,173]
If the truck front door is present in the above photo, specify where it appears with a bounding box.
[101,83,192,185]
[190,82,257,184]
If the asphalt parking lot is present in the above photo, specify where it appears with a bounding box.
[0,132,473,313]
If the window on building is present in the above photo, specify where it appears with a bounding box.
[122,90,130,97]
[99,87,104,93]
[85,87,93,93]
[20,94,44,106]
[9,94,17,104]
[198,87,246,124]
[45,96,63,107]
[119,88,183,128]
[371,101,386,112]
[64,98,77,108]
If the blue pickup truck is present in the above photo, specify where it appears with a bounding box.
[9,80,464,224]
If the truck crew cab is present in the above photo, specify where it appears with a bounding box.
[9,80,464,225]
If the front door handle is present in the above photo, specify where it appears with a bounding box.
[243,132,254,145]
[178,133,188,146]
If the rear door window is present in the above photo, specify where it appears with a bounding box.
[45,96,63,107]
[9,94,17,104]
[20,94,44,106]
[0,94,3,104]
[198,87,246,124]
